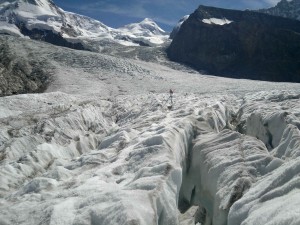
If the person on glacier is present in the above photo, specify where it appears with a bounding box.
[169,89,173,104]
[166,89,173,110]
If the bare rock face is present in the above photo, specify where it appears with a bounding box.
[0,36,50,96]
[167,5,300,82]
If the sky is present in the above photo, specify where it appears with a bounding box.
[53,0,281,31]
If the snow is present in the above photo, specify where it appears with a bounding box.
[202,18,233,25]
[0,0,169,46]
[0,21,24,36]
[1,14,300,225]
[172,15,189,32]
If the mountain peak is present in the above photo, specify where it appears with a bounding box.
[141,18,154,23]
[259,0,300,21]
[0,0,169,47]
[121,18,166,36]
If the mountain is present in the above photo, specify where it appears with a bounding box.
[2,11,300,225]
[2,34,300,225]
[259,0,300,21]
[0,0,169,48]
[112,18,169,46]
[169,15,189,39]
[167,5,300,82]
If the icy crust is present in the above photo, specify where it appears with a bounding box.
[180,129,274,225]
[1,91,300,224]
[228,159,300,225]
[237,91,300,150]
[227,91,300,225]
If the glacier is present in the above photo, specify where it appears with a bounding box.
[1,38,300,224]
[1,10,300,225]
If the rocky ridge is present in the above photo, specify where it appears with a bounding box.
[167,5,300,82]
[259,0,300,21]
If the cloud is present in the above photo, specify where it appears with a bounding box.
[239,0,281,9]
[75,1,149,18]
[263,0,281,6]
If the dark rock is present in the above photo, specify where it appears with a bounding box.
[18,23,86,51]
[170,15,189,39]
[0,36,51,96]
[167,5,300,82]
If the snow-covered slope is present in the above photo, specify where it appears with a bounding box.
[2,35,300,225]
[115,18,168,46]
[259,0,300,21]
[0,0,169,46]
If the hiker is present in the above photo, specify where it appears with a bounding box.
[169,89,173,104]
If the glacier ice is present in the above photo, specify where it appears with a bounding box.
[2,34,300,224]
[1,90,300,225]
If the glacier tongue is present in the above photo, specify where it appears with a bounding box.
[1,90,300,224]
[2,35,300,224]
[0,92,204,224]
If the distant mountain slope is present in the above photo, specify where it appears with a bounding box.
[259,0,300,21]
[112,18,168,46]
[0,35,52,96]
[0,0,169,48]
[169,15,189,39]
[168,5,300,82]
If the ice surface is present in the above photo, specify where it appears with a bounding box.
[1,35,300,224]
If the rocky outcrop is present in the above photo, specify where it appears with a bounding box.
[18,24,86,50]
[0,35,51,96]
[169,15,189,39]
[167,5,300,82]
[259,0,300,21]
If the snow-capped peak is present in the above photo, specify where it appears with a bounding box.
[120,18,167,36]
[2,0,60,18]
[113,18,169,46]
[0,0,169,47]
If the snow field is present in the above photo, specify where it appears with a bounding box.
[202,18,233,25]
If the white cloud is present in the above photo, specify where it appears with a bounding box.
[77,1,148,18]
[263,0,281,6]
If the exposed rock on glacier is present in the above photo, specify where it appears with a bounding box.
[0,36,51,96]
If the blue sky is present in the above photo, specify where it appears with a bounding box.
[53,0,281,31]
